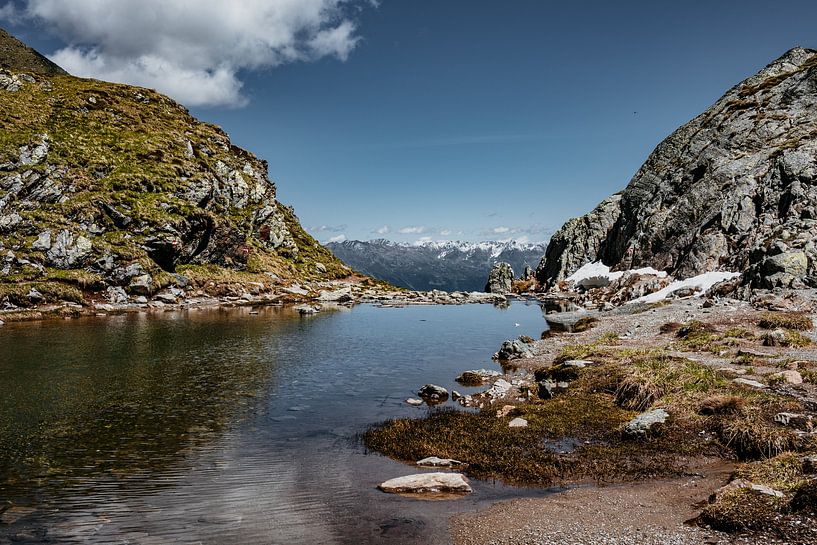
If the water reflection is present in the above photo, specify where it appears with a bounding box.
[1,303,549,544]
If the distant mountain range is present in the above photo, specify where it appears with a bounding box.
[326,239,546,292]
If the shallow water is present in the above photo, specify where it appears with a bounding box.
[0,301,555,544]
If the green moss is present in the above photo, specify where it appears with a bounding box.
[364,395,707,486]
[0,281,84,306]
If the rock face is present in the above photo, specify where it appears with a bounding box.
[0,29,347,305]
[485,262,514,293]
[537,48,817,290]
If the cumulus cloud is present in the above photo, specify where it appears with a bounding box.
[375,225,390,235]
[491,226,510,234]
[327,234,347,243]
[3,0,368,107]
[398,226,426,234]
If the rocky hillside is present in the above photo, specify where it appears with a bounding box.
[326,239,545,292]
[537,47,817,291]
[0,29,351,309]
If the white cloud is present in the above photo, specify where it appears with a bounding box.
[4,0,368,107]
[492,226,510,234]
[327,234,347,243]
[375,225,390,235]
[399,226,426,234]
[0,3,19,21]
[439,229,451,236]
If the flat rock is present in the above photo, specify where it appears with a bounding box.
[732,377,766,389]
[508,417,528,428]
[378,473,472,495]
[416,457,464,467]
[405,398,423,406]
[771,370,803,385]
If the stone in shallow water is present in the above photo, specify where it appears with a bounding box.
[405,398,423,406]
[416,456,463,467]
[378,472,472,495]
[417,384,448,402]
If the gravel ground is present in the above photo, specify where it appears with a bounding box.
[450,295,817,545]
[450,463,734,545]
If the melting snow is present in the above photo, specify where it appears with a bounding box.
[566,261,667,288]
[632,271,741,304]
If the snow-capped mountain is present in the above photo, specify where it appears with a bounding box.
[325,239,547,292]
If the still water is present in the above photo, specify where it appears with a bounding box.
[0,301,551,544]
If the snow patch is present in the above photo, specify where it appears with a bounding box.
[631,271,741,304]
[566,261,667,288]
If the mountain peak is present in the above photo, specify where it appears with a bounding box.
[536,46,817,291]
[0,28,67,76]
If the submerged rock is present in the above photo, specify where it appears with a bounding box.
[378,473,472,495]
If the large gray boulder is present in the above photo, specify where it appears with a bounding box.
[485,262,514,293]
[378,472,472,495]
[536,48,817,290]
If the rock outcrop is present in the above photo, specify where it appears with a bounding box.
[537,48,817,290]
[485,261,514,293]
[0,28,348,307]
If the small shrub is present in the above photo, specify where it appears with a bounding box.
[758,312,812,331]
[718,411,801,459]
[659,322,683,334]
[699,395,746,416]
[762,329,812,348]
[573,316,598,333]
[790,479,817,512]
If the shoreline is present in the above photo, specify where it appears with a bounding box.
[364,292,817,544]
[0,278,516,324]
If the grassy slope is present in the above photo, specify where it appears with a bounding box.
[0,48,351,304]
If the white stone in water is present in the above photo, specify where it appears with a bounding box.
[405,398,423,406]
[416,457,463,467]
[508,417,528,428]
[378,473,472,495]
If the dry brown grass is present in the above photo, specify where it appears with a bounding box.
[757,312,812,331]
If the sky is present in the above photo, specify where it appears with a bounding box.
[3,1,817,245]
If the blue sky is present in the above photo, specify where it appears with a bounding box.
[3,1,817,244]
